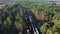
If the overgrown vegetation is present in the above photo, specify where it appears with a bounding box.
[0,2,60,34]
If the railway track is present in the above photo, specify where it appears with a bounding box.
[23,8,40,34]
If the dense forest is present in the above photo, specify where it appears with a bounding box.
[0,2,60,34]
